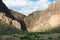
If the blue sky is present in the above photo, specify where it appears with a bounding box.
[49,0,56,2]
[30,0,55,2]
[3,0,56,15]
[30,0,39,2]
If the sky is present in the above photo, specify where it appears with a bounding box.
[3,0,56,15]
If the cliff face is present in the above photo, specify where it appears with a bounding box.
[0,0,20,29]
[0,1,27,30]
[24,0,60,32]
[0,0,60,32]
[47,0,60,11]
[0,12,21,30]
[0,10,27,30]
[0,0,16,20]
[10,10,26,21]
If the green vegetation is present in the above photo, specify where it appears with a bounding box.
[48,37,53,40]
[58,36,60,39]
[0,20,20,35]
[40,39,46,40]
[0,20,60,40]
[51,25,60,33]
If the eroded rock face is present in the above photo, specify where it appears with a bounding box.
[12,20,21,30]
[10,10,27,30]
[24,0,60,32]
[0,0,21,30]
[0,12,21,30]
[0,0,16,20]
[47,15,60,27]
[10,10,26,21]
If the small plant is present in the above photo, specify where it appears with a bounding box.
[20,35,32,40]
[40,38,46,40]
[58,36,60,39]
[48,37,53,40]
[9,37,13,40]
[13,34,19,38]
[2,37,11,40]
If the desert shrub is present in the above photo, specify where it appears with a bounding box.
[51,25,60,33]
[20,35,32,40]
[47,37,53,40]
[40,38,46,40]
[9,37,13,40]
[58,36,60,39]
[0,20,20,35]
[13,34,19,38]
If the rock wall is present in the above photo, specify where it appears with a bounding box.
[0,12,21,30]
[24,0,60,32]
[0,0,16,20]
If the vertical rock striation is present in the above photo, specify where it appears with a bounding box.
[24,0,60,32]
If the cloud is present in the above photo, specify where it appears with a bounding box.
[3,0,28,6]
[3,0,56,15]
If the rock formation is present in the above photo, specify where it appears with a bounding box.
[12,20,21,29]
[10,10,26,21]
[24,0,60,32]
[10,10,27,31]
[0,0,21,30]
[0,0,16,20]
[0,12,21,30]
[0,10,27,30]
[0,0,27,30]
[0,0,60,32]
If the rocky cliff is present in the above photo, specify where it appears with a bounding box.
[0,12,21,30]
[0,0,26,30]
[0,0,60,32]
[24,0,60,32]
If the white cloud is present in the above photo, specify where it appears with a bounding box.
[3,0,56,15]
[3,0,28,6]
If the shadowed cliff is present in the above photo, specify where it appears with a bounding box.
[0,0,27,31]
[0,0,16,20]
[10,10,27,31]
